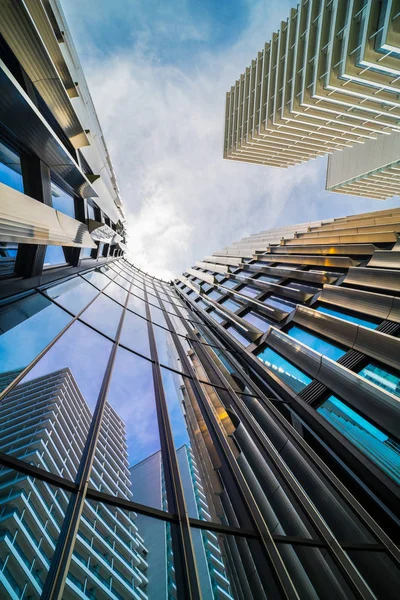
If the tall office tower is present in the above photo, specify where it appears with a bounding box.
[224,0,400,199]
[0,368,148,599]
[0,0,126,285]
[1,206,399,598]
[130,445,234,600]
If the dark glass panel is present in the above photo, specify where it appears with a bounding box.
[80,294,123,339]
[0,242,18,277]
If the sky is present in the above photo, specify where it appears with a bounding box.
[62,0,400,279]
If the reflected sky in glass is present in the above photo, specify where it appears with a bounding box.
[317,306,379,329]
[44,245,67,267]
[120,310,150,358]
[51,181,75,218]
[287,325,346,361]
[0,293,71,374]
[107,347,161,468]
[127,293,146,317]
[239,285,260,298]
[243,311,271,332]
[226,325,250,347]
[80,294,123,339]
[45,276,98,314]
[257,346,312,393]
[220,298,242,313]
[359,363,400,398]
[263,295,296,312]
[103,281,128,305]
[82,269,113,290]
[22,321,112,410]
[161,367,190,450]
[150,304,168,328]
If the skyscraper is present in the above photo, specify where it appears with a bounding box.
[1,0,400,598]
[224,0,400,199]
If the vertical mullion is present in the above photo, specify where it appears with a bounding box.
[143,282,202,600]
[0,266,121,402]
[40,273,131,600]
[158,286,301,600]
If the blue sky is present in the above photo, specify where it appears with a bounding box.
[62,0,400,278]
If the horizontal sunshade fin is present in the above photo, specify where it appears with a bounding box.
[0,182,96,248]
[344,267,400,292]
[268,244,378,256]
[319,285,400,323]
[195,261,228,275]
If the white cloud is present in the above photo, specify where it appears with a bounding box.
[63,0,399,279]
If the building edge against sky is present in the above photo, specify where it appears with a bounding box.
[224,0,400,200]
[0,0,400,599]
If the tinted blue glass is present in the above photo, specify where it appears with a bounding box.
[83,269,113,290]
[251,261,272,267]
[286,325,346,361]
[359,363,400,398]
[161,367,190,449]
[209,310,225,323]
[318,396,400,484]
[45,276,98,314]
[201,283,212,292]
[207,290,223,301]
[239,285,260,298]
[0,142,23,192]
[44,245,67,267]
[120,310,150,358]
[256,274,280,283]
[80,295,122,339]
[257,347,312,393]
[105,347,160,471]
[263,296,296,312]
[51,182,75,218]
[195,299,209,310]
[221,298,242,312]
[0,293,71,389]
[317,306,378,329]
[226,326,250,347]
[243,311,271,332]
[221,279,237,289]
[128,293,146,317]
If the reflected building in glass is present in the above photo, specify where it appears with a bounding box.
[1,0,400,598]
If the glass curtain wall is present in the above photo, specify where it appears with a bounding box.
[0,258,399,599]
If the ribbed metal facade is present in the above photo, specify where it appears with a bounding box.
[223,0,400,199]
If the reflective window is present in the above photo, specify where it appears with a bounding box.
[150,304,168,328]
[286,325,346,361]
[221,279,237,289]
[80,247,92,259]
[51,181,75,218]
[358,363,400,398]
[226,325,250,346]
[153,325,182,372]
[86,201,96,220]
[317,305,379,329]
[0,140,23,192]
[43,245,67,268]
[220,298,242,313]
[45,276,98,314]
[103,281,128,305]
[0,293,71,391]
[209,309,225,323]
[80,294,123,339]
[207,289,223,301]
[201,282,212,292]
[250,261,272,267]
[127,292,146,317]
[256,273,280,283]
[257,346,312,392]
[194,298,209,310]
[239,285,260,298]
[120,310,150,358]
[83,268,114,290]
[0,242,18,277]
[318,396,400,485]
[96,348,161,492]
[243,311,272,332]
[0,472,70,596]
[263,295,296,312]
[130,284,145,300]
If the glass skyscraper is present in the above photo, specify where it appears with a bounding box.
[0,1,400,599]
